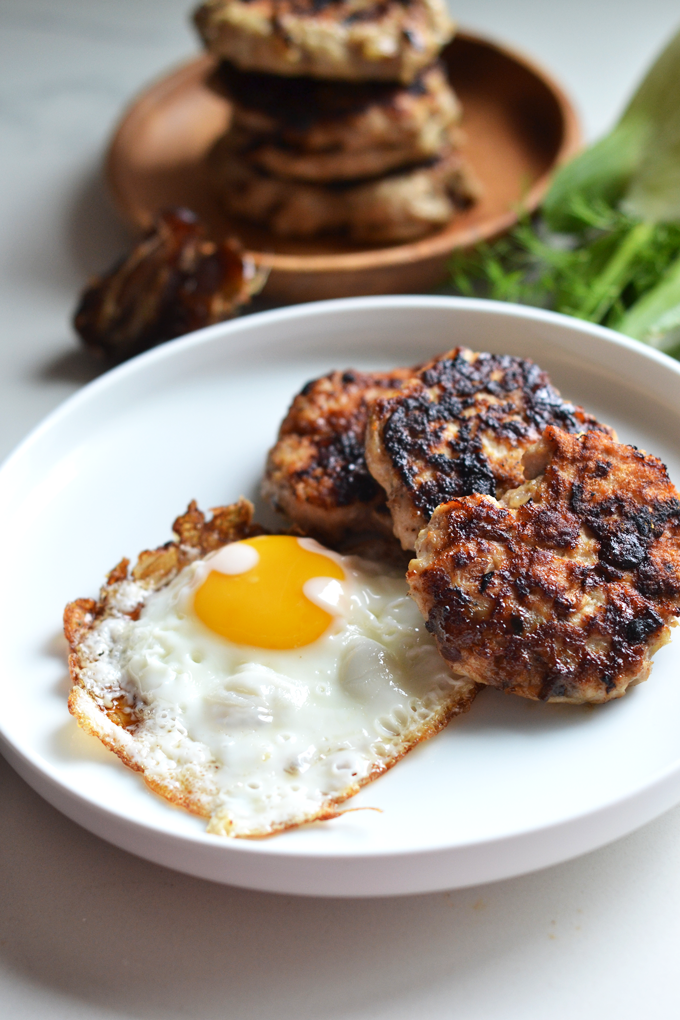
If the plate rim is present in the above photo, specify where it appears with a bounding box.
[4,294,680,472]
[3,295,680,895]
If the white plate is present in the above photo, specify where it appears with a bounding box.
[2,296,680,898]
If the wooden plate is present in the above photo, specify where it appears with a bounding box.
[106,33,580,302]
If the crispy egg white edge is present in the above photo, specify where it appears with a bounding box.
[68,547,478,838]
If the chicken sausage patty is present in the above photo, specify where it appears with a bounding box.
[194,0,455,83]
[365,348,614,549]
[210,61,462,182]
[408,426,680,704]
[209,145,479,241]
[263,366,415,543]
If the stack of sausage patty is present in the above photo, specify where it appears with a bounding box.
[194,0,480,242]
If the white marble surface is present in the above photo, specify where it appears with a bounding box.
[2,2,680,1017]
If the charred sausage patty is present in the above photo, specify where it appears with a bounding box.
[366,347,614,549]
[408,426,680,704]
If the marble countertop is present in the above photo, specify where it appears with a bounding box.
[2,2,680,1017]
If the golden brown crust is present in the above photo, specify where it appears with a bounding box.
[194,0,456,83]
[408,427,680,704]
[263,366,416,543]
[366,347,616,549]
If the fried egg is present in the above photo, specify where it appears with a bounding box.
[66,515,477,838]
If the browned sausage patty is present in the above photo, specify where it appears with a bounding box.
[209,144,478,241]
[211,61,463,182]
[263,366,415,543]
[194,0,455,83]
[408,426,680,704]
[365,348,614,549]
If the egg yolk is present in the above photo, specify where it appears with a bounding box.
[193,535,345,650]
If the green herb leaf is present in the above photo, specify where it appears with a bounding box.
[544,26,680,230]
[543,122,643,232]
[617,253,680,347]
[444,25,680,361]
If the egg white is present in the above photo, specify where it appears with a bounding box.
[72,549,477,837]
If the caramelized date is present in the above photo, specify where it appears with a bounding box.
[73,208,262,360]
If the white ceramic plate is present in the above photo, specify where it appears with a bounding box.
[2,296,680,898]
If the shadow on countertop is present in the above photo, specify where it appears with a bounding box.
[36,346,108,386]
[0,748,676,1020]
[66,162,132,283]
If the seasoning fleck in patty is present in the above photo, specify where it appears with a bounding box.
[408,426,680,704]
[263,367,415,543]
[365,347,614,549]
[194,0,455,83]
[210,61,463,182]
